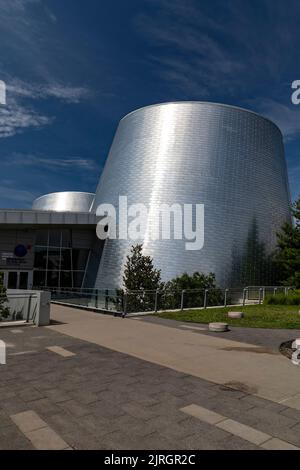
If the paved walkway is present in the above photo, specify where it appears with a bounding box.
[0,305,299,450]
[49,305,300,405]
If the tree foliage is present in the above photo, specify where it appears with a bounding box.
[275,197,300,288]
[122,244,162,312]
[162,271,225,309]
[0,274,10,321]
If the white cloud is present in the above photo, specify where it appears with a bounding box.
[5,153,97,171]
[250,98,300,138]
[0,185,36,204]
[0,99,52,138]
[0,78,91,138]
[7,79,91,104]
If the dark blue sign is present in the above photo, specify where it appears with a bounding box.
[14,245,27,258]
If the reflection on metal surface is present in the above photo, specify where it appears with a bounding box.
[32,192,95,212]
[92,101,291,289]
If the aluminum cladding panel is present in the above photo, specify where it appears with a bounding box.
[32,192,95,212]
[92,102,291,289]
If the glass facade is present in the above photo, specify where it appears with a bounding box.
[33,229,90,289]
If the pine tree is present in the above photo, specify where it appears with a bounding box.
[123,244,162,312]
[275,197,300,288]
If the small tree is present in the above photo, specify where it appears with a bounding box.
[163,272,224,309]
[275,197,300,288]
[0,274,10,321]
[123,244,162,312]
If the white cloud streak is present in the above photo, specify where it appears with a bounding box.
[0,98,52,138]
[7,79,91,103]
[250,98,300,139]
[4,153,97,171]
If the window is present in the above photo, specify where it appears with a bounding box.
[35,230,48,246]
[34,247,47,269]
[33,271,46,288]
[47,271,59,287]
[73,272,84,288]
[32,229,90,289]
[60,271,73,288]
[61,230,71,248]
[72,249,89,271]
[47,249,60,270]
[60,249,72,270]
[49,230,61,247]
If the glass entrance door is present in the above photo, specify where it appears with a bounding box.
[6,271,32,290]
[7,272,18,289]
[19,272,29,290]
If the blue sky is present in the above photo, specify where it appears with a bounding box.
[0,0,299,208]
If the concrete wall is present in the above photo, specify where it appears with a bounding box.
[6,290,51,326]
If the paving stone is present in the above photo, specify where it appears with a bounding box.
[69,390,99,405]
[10,410,47,433]
[58,399,91,418]
[178,433,229,450]
[101,430,180,450]
[43,388,71,403]
[88,400,127,419]
[217,419,270,445]
[245,406,298,435]
[279,395,300,411]
[46,413,81,436]
[121,402,160,421]
[26,426,69,450]
[0,425,34,450]
[62,429,105,450]
[217,435,261,450]
[74,414,119,437]
[261,438,299,450]
[0,397,28,414]
[280,407,300,421]
[29,398,62,417]
[0,410,13,428]
[180,404,225,425]
[17,387,45,403]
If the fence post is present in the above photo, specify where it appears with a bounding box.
[204,289,208,309]
[259,288,263,304]
[105,289,109,310]
[95,291,98,309]
[154,289,159,313]
[242,288,247,306]
[224,289,229,307]
[122,293,127,318]
[274,287,277,296]
[180,290,185,311]
[26,295,32,323]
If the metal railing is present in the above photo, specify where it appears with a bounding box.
[45,285,294,315]
[0,292,38,323]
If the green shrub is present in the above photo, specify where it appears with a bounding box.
[0,279,10,321]
[264,293,300,305]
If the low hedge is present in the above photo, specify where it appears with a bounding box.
[264,293,300,305]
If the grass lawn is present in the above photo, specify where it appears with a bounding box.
[157,304,300,329]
